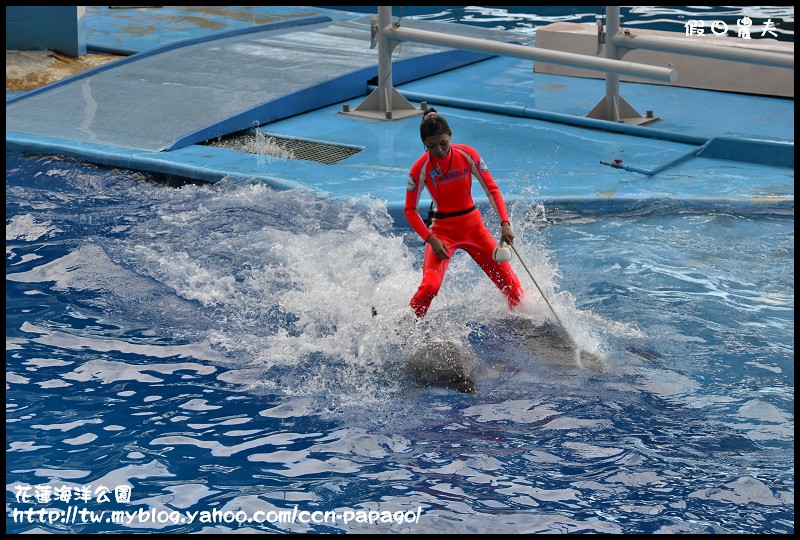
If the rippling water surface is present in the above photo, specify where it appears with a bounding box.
[339,5,795,41]
[6,150,793,534]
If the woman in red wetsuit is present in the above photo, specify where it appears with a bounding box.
[405,108,524,318]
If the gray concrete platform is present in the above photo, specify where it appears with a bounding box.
[4,6,793,211]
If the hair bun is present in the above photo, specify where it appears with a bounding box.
[419,107,451,138]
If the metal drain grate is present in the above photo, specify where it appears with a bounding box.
[205,131,363,165]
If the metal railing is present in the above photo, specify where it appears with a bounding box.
[348,6,793,124]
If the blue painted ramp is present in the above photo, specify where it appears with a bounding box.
[6,15,532,153]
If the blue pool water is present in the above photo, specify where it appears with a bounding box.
[6,151,793,533]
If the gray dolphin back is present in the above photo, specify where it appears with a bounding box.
[405,340,479,394]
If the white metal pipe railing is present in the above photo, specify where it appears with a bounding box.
[385,25,677,83]
[357,6,793,122]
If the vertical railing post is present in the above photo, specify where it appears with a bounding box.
[587,7,659,125]
[343,6,422,121]
[605,8,622,121]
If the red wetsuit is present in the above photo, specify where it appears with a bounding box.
[404,143,524,318]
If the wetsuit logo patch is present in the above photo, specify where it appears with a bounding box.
[478,157,489,173]
[429,168,442,187]
[406,174,416,192]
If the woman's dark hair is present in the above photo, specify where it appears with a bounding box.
[420,107,452,140]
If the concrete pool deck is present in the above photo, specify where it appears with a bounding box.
[6,6,793,212]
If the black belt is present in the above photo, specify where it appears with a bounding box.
[432,205,476,220]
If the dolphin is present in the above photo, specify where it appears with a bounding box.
[404,340,480,394]
[502,318,608,373]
